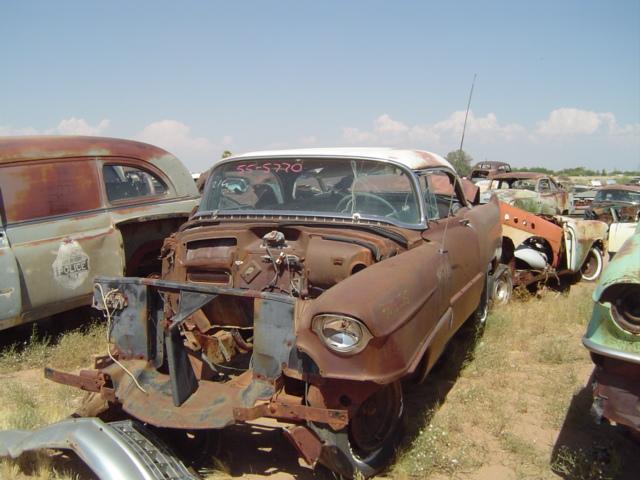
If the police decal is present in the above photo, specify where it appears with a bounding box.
[52,240,90,289]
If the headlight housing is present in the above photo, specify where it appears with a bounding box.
[312,314,372,355]
[610,285,640,335]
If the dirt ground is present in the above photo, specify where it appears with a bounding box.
[1,284,639,480]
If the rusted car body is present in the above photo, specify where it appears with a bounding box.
[571,187,598,215]
[481,172,573,215]
[43,148,502,478]
[492,202,608,300]
[0,136,199,331]
[584,185,640,224]
[469,161,511,182]
[583,225,640,433]
[582,185,640,258]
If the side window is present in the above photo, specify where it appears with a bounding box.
[423,171,465,219]
[0,160,101,223]
[538,179,551,192]
[103,165,168,202]
[419,175,439,220]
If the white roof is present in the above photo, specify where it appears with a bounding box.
[229,147,453,171]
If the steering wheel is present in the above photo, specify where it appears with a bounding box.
[220,196,243,209]
[336,192,398,218]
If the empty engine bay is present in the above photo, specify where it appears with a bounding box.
[159,224,406,378]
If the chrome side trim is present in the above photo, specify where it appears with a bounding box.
[0,418,197,480]
[582,336,640,365]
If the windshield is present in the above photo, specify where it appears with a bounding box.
[595,189,640,204]
[199,158,421,225]
[490,178,536,191]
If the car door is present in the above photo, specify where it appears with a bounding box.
[421,170,483,330]
[0,218,22,329]
[0,158,124,324]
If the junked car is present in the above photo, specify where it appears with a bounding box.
[584,184,640,224]
[469,160,511,183]
[15,148,503,479]
[0,136,199,331]
[481,172,573,215]
[571,186,598,215]
[582,224,640,433]
[490,202,609,304]
[583,185,640,259]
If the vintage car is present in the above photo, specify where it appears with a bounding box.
[20,148,503,479]
[489,202,609,304]
[582,224,640,433]
[481,172,573,215]
[0,136,199,331]
[571,186,599,215]
[584,184,640,224]
[469,160,511,183]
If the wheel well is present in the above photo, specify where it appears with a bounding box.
[500,237,515,264]
[118,217,187,276]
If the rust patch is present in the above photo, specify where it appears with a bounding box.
[233,402,348,431]
[0,159,101,224]
[592,357,640,433]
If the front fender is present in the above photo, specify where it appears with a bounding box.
[295,242,450,383]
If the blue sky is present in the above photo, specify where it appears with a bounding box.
[1,0,638,172]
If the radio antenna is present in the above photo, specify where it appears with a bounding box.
[458,73,476,155]
[440,73,477,254]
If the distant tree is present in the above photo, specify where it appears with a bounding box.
[557,167,598,177]
[512,166,554,174]
[222,150,233,159]
[445,149,473,177]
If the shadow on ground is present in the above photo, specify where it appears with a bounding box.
[0,306,100,351]
[551,377,640,480]
[201,423,333,479]
[399,318,483,456]
[4,451,98,480]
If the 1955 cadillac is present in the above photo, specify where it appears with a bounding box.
[1,148,502,479]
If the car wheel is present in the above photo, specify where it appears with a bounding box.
[580,246,603,282]
[313,381,404,479]
[491,264,513,306]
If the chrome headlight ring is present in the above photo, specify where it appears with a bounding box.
[312,314,373,355]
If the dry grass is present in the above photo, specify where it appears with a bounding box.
[391,283,639,480]
[0,320,104,376]
[0,317,105,479]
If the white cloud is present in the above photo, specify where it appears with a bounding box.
[298,135,318,146]
[136,119,233,172]
[0,117,110,136]
[0,125,39,135]
[46,117,110,135]
[374,114,409,135]
[535,108,611,136]
[138,120,212,153]
[342,111,526,147]
[342,127,377,144]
